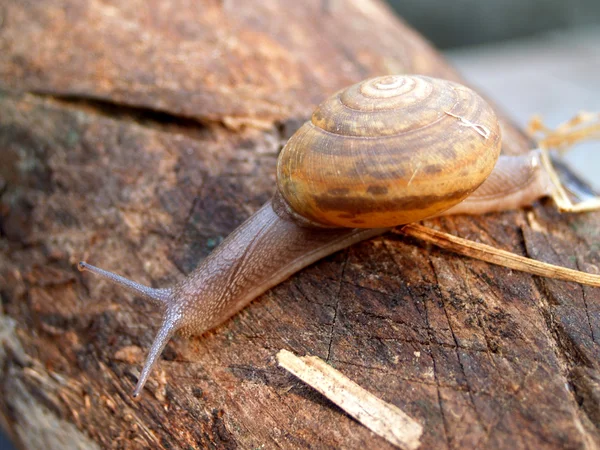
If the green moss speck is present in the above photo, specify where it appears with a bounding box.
[66,130,80,147]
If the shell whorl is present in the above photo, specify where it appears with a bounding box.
[277,75,502,228]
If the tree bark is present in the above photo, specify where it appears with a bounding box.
[0,1,599,449]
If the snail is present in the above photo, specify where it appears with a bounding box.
[78,75,599,397]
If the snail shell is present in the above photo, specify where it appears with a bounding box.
[277,75,502,228]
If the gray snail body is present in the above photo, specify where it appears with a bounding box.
[79,75,557,396]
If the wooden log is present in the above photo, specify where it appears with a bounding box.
[0,0,599,448]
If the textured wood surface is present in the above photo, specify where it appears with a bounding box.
[1,1,599,449]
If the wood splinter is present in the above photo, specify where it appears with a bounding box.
[276,349,423,450]
[400,223,600,287]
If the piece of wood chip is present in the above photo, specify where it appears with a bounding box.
[276,349,423,450]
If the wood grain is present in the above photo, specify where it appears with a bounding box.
[0,0,599,448]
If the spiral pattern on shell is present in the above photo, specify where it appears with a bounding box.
[277,75,502,228]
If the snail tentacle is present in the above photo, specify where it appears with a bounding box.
[78,261,172,305]
[133,312,181,397]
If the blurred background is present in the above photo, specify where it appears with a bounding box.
[387,0,600,190]
[1,1,599,449]
[388,0,600,48]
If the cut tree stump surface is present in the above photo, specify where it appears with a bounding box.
[0,1,599,449]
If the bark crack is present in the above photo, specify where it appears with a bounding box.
[576,259,596,344]
[30,91,216,135]
[520,220,599,444]
[426,255,486,446]
[326,249,349,362]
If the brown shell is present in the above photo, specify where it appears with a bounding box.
[276,75,502,228]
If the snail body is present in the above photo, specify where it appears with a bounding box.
[79,75,562,397]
